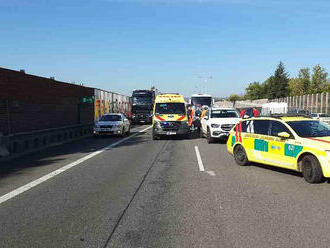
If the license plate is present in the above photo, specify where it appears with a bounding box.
[166,131,176,135]
[101,128,112,131]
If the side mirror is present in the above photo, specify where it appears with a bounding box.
[204,116,209,120]
[278,132,290,139]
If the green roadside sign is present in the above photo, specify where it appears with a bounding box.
[82,96,94,103]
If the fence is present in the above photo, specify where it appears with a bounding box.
[0,124,93,161]
[274,92,330,114]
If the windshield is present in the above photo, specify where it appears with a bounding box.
[191,97,212,107]
[155,103,186,115]
[211,110,239,118]
[132,96,153,105]
[100,115,122,121]
[287,120,330,137]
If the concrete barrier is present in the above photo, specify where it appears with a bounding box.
[0,124,93,162]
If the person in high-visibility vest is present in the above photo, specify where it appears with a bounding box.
[200,106,208,119]
[188,106,194,127]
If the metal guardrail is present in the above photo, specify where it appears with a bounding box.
[0,124,94,162]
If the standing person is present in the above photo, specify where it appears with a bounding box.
[253,107,259,117]
[240,109,246,118]
[187,106,194,127]
[200,106,208,119]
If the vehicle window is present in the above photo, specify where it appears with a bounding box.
[100,115,122,121]
[191,97,212,107]
[132,96,153,105]
[155,103,186,115]
[253,120,270,135]
[287,120,330,137]
[270,121,292,137]
[211,110,239,118]
[310,114,317,117]
[240,121,247,132]
[320,113,330,117]
[206,110,209,117]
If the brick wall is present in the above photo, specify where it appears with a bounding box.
[0,67,94,135]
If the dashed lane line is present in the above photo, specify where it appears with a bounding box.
[194,146,205,172]
[194,145,216,176]
[0,126,152,205]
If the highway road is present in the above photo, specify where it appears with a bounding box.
[1,125,330,247]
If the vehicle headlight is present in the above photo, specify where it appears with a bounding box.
[211,124,220,128]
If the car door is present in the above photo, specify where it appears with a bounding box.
[201,110,209,135]
[268,120,297,169]
[247,120,271,163]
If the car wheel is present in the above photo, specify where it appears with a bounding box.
[126,128,130,136]
[207,128,214,143]
[233,145,249,166]
[302,155,323,183]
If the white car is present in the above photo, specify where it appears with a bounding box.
[94,113,131,137]
[200,108,241,143]
[310,113,330,126]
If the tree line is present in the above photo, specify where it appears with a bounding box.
[229,62,330,102]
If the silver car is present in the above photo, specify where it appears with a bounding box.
[94,113,131,137]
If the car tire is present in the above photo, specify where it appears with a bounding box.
[126,128,130,136]
[302,155,323,183]
[233,145,249,166]
[207,128,214,143]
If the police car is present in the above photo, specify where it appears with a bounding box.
[227,115,330,183]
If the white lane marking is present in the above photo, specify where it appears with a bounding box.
[206,170,216,176]
[194,146,205,172]
[0,126,152,205]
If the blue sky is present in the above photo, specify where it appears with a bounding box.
[1,0,330,97]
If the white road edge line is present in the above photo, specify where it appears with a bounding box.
[194,146,205,172]
[0,126,152,205]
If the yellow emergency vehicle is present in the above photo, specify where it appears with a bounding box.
[152,94,190,140]
[227,115,330,183]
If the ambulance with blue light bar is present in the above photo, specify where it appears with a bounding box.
[152,94,190,140]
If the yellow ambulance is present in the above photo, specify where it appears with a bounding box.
[152,94,190,139]
[227,115,330,183]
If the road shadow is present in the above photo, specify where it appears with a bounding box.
[249,162,303,178]
[0,128,150,179]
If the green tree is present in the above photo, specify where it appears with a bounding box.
[298,67,311,92]
[245,81,263,100]
[268,62,289,99]
[310,64,328,93]
[288,78,304,96]
[288,68,311,96]
[228,94,242,107]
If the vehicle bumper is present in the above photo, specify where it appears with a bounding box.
[93,127,123,135]
[210,129,230,139]
[132,115,152,123]
[153,123,190,136]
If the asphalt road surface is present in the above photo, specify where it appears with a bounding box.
[1,125,330,247]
